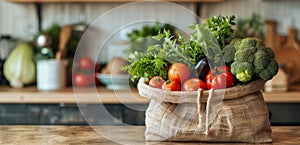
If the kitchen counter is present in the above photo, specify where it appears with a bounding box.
[0,126,299,144]
[0,86,147,104]
[0,86,300,104]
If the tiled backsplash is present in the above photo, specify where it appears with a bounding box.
[1,0,299,40]
[0,1,195,41]
[201,0,300,37]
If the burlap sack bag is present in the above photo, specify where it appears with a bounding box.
[137,78,272,143]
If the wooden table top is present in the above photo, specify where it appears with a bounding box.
[0,126,299,144]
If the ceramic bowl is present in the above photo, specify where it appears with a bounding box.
[96,74,130,90]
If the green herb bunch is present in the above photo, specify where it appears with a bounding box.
[235,14,265,39]
[205,15,235,49]
[123,29,205,82]
[123,15,236,82]
[127,22,174,53]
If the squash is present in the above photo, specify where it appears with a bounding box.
[4,43,36,88]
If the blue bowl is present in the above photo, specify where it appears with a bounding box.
[96,74,130,90]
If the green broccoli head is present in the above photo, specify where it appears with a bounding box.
[254,49,271,73]
[231,61,255,83]
[223,38,241,64]
[227,37,278,83]
[233,38,264,63]
[223,44,236,64]
[234,47,256,62]
[235,37,257,50]
[257,46,275,58]
[259,59,279,81]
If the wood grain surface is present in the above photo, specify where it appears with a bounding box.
[0,86,300,104]
[0,126,299,144]
[0,86,149,104]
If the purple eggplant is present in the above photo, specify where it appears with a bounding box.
[195,58,210,81]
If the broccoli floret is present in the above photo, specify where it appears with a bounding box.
[234,47,256,62]
[230,61,238,75]
[259,59,279,80]
[223,44,236,64]
[235,37,257,50]
[257,46,275,58]
[223,38,241,64]
[269,59,279,75]
[230,61,254,83]
[254,49,271,73]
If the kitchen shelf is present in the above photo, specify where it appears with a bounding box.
[7,0,223,3]
[0,86,299,104]
[263,91,300,103]
[0,86,148,104]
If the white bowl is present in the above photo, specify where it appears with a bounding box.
[96,74,130,90]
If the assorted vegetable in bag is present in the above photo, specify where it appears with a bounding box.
[123,15,279,90]
[124,15,278,143]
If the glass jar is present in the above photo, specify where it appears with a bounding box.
[0,35,16,60]
[0,35,16,85]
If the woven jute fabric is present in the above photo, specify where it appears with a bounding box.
[137,78,272,143]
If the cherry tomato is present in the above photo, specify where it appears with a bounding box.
[78,56,95,70]
[149,76,165,89]
[206,66,235,89]
[73,73,93,87]
[95,63,101,73]
[182,78,207,91]
[168,63,190,83]
[93,73,101,85]
[162,80,180,91]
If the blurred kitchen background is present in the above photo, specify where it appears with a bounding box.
[0,0,300,126]
[1,0,300,40]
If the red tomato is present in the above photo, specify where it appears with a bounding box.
[206,66,235,89]
[95,63,101,73]
[182,78,207,91]
[78,56,95,70]
[149,76,165,89]
[168,63,190,83]
[162,80,181,91]
[73,73,93,87]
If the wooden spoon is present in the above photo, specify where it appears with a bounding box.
[56,25,72,60]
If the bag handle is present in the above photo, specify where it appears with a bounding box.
[197,88,215,135]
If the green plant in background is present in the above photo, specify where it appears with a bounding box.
[126,22,174,53]
[235,14,265,39]
[33,23,79,61]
